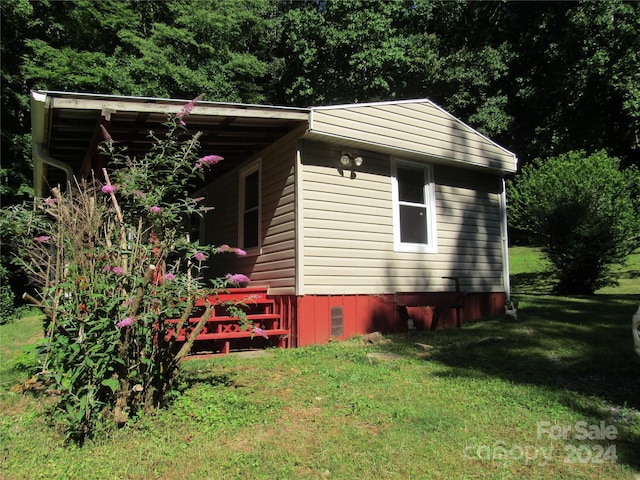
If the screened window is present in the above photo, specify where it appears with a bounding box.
[392,159,437,253]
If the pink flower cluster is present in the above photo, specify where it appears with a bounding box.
[163,273,175,281]
[117,317,134,328]
[101,184,117,194]
[195,155,224,169]
[176,94,204,126]
[193,252,207,262]
[34,235,50,242]
[149,205,162,214]
[104,266,125,274]
[226,273,250,285]
[253,327,269,339]
[100,125,113,144]
[217,244,247,256]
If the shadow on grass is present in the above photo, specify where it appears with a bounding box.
[510,271,556,295]
[375,293,640,470]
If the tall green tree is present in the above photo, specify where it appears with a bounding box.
[1,0,37,204]
[276,0,639,167]
[276,0,441,105]
[505,0,640,167]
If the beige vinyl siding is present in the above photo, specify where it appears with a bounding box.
[301,142,505,295]
[202,129,301,295]
[310,100,516,173]
[249,136,298,294]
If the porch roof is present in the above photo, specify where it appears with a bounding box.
[31,90,310,196]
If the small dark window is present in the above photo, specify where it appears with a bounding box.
[241,168,260,249]
[397,166,425,204]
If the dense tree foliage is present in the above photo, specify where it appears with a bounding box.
[276,0,639,166]
[508,150,640,294]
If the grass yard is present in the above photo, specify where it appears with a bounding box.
[1,248,639,479]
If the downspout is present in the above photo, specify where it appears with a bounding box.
[500,178,511,301]
[31,91,74,197]
[33,144,74,197]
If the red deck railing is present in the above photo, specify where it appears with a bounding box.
[164,287,289,356]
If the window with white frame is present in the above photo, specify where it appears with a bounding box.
[239,160,261,252]
[391,159,437,253]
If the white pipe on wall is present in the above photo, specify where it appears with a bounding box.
[500,178,511,301]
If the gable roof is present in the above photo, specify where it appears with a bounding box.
[31,91,516,196]
[308,99,517,173]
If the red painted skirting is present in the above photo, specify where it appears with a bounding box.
[272,292,506,347]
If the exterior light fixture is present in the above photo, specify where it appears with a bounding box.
[340,152,364,168]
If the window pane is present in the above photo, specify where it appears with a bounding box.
[397,166,424,204]
[400,205,427,243]
[244,171,259,209]
[243,210,259,248]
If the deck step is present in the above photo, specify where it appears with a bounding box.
[165,313,280,324]
[167,286,288,356]
[171,329,289,342]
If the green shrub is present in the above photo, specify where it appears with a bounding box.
[0,265,17,324]
[507,150,640,295]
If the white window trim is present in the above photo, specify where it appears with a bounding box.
[391,158,438,253]
[238,158,262,256]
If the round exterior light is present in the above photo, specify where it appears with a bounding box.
[353,156,363,167]
[340,154,351,167]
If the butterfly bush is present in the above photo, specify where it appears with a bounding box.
[17,96,252,443]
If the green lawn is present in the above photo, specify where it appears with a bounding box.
[1,249,639,479]
[509,246,640,295]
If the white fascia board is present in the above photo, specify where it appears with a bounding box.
[310,98,434,110]
[34,90,310,120]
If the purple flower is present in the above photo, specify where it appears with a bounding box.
[217,244,247,256]
[111,266,125,275]
[226,273,250,285]
[103,266,112,273]
[196,155,224,169]
[149,205,162,214]
[101,184,116,194]
[163,273,175,281]
[116,317,134,328]
[176,94,204,124]
[253,327,269,339]
[44,197,58,206]
[193,252,207,262]
[100,125,113,144]
[34,235,50,242]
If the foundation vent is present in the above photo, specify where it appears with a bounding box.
[330,306,344,337]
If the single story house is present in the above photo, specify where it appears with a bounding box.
[31,90,517,348]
